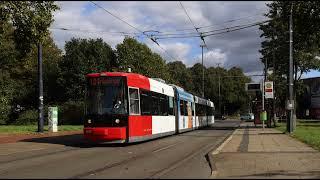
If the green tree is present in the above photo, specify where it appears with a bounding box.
[259,1,320,124]
[205,66,251,115]
[18,35,63,106]
[224,67,251,114]
[167,61,194,91]
[116,37,172,82]
[260,1,320,80]
[0,1,60,124]
[1,1,59,57]
[189,63,207,96]
[59,38,117,101]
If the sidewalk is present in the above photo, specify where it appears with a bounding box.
[210,122,320,179]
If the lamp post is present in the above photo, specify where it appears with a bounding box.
[200,44,206,98]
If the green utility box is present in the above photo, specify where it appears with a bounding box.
[48,107,58,132]
[260,111,267,121]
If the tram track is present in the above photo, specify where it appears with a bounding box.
[69,130,207,178]
[70,140,185,179]
[71,130,234,179]
[147,130,233,179]
[0,146,80,164]
[0,121,240,178]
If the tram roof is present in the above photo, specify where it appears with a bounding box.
[175,88,194,102]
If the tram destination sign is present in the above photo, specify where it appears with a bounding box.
[89,77,121,86]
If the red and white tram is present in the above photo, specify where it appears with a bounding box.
[83,72,176,143]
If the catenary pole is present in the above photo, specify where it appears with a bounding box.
[200,44,206,98]
[287,3,294,133]
[38,43,44,133]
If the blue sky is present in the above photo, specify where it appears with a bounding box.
[50,1,320,82]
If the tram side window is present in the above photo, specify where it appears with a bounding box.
[151,92,160,115]
[129,88,140,114]
[196,103,206,116]
[209,107,214,116]
[191,103,194,116]
[180,100,184,116]
[202,105,207,116]
[206,106,210,116]
[195,103,201,116]
[168,96,174,115]
[184,101,188,116]
[159,94,168,116]
[140,90,152,115]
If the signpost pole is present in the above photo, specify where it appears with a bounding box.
[262,81,265,131]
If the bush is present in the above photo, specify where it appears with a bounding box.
[14,109,38,125]
[0,103,10,125]
[58,101,85,125]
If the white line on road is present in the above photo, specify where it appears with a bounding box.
[212,129,237,155]
[153,143,179,153]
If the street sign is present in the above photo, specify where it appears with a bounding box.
[264,81,274,99]
[245,83,261,92]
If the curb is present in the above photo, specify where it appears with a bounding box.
[208,128,239,178]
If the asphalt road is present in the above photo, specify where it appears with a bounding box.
[0,119,241,179]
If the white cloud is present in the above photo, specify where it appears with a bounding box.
[196,49,227,67]
[50,1,270,75]
[244,70,264,83]
[145,40,191,64]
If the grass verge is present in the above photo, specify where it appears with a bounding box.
[0,125,83,135]
[275,122,320,151]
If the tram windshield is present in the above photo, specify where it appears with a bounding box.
[86,76,127,115]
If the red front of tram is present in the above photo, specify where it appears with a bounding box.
[83,72,150,143]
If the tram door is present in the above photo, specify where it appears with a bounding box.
[187,102,193,129]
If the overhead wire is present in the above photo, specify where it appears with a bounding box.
[179,1,207,49]
[201,20,270,34]
[90,1,143,34]
[203,20,268,37]
[153,10,268,34]
[50,27,140,35]
[153,19,269,37]
[154,20,269,40]
[89,1,179,62]
[197,12,267,30]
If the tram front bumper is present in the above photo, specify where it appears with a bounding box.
[84,127,126,142]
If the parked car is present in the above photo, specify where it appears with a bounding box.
[240,113,254,121]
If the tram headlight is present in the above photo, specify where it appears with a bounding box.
[88,119,91,124]
[115,119,120,124]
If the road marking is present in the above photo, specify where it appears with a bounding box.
[212,129,237,155]
[153,143,178,153]
[208,129,239,178]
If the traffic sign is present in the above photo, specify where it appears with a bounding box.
[264,81,274,99]
[245,83,261,92]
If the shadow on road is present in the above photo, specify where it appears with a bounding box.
[18,120,242,148]
[230,170,320,178]
[19,134,132,148]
